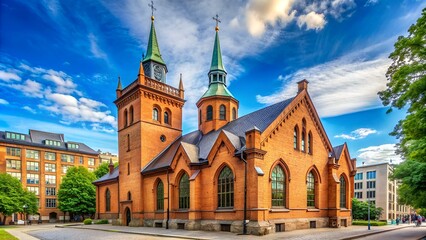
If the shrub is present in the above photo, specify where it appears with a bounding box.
[94,219,109,224]
[352,220,387,226]
[83,218,92,225]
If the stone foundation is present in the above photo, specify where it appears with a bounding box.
[129,218,143,227]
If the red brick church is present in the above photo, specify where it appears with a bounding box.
[94,12,357,235]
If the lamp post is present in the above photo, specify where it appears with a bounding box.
[23,204,28,225]
[367,200,371,230]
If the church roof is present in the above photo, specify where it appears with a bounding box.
[200,82,234,98]
[93,166,119,184]
[210,30,226,73]
[142,97,294,174]
[332,144,345,160]
[142,19,165,65]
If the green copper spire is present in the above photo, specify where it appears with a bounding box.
[209,30,226,73]
[142,17,165,65]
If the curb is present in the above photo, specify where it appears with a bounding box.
[340,225,412,240]
[58,225,210,240]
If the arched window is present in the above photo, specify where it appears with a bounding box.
[301,131,306,152]
[157,181,164,210]
[219,105,226,120]
[179,173,190,209]
[105,189,111,212]
[199,110,202,125]
[340,176,347,208]
[127,191,132,201]
[164,112,169,125]
[124,109,128,127]
[232,108,236,120]
[129,106,134,124]
[308,132,313,154]
[153,108,159,121]
[218,166,234,208]
[272,165,286,207]
[206,105,213,121]
[294,126,299,150]
[307,171,315,207]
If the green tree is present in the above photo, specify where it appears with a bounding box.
[93,162,118,179]
[378,8,426,208]
[58,166,96,218]
[352,198,383,220]
[0,173,38,224]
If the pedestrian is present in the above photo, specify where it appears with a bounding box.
[396,217,400,225]
[417,215,422,227]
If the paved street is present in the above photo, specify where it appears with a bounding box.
[356,226,426,240]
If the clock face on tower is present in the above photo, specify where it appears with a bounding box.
[153,65,163,81]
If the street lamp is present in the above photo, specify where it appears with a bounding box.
[367,200,371,230]
[23,204,28,225]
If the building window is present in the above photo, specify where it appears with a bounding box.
[105,189,111,212]
[6,159,21,170]
[367,171,376,179]
[67,143,79,149]
[218,166,234,208]
[129,105,134,124]
[340,176,347,208]
[355,173,363,180]
[6,147,21,157]
[26,150,40,160]
[219,105,226,120]
[367,191,376,198]
[127,162,130,175]
[127,191,132,201]
[46,187,56,196]
[124,109,128,127]
[354,192,363,198]
[26,161,39,171]
[6,132,26,140]
[179,173,190,209]
[45,152,56,160]
[45,199,56,208]
[301,131,306,152]
[232,108,236,120]
[307,171,315,207]
[45,175,56,185]
[157,181,164,210]
[367,181,376,189]
[355,182,363,190]
[153,108,159,121]
[199,110,202,125]
[206,105,213,121]
[271,165,286,207]
[164,112,169,124]
[61,154,75,163]
[7,172,21,181]
[27,186,39,195]
[61,165,70,174]
[293,126,299,150]
[127,134,130,151]
[45,139,61,147]
[27,174,39,184]
[88,158,95,166]
[79,157,84,164]
[308,132,312,154]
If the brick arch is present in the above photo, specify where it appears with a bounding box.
[213,162,235,185]
[339,173,350,208]
[153,104,162,122]
[164,107,172,125]
[174,169,189,186]
[269,158,291,182]
[305,165,322,183]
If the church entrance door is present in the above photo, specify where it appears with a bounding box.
[125,208,131,226]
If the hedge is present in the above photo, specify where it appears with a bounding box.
[352,220,387,226]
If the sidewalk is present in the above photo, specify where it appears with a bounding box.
[59,223,417,240]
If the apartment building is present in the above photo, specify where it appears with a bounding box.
[0,129,99,223]
[98,150,118,165]
[354,163,412,221]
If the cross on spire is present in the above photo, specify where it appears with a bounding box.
[212,14,221,31]
[148,0,156,20]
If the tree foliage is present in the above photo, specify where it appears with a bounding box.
[58,166,96,216]
[378,8,426,208]
[0,173,38,224]
[93,162,118,179]
[352,198,383,221]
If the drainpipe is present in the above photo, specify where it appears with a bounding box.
[166,168,170,229]
[240,150,248,235]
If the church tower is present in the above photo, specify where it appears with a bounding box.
[197,16,239,134]
[114,5,184,225]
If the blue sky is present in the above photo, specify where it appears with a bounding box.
[0,0,424,165]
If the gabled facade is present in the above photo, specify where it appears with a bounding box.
[94,15,356,235]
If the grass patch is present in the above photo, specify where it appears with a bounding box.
[352,220,387,226]
[0,229,18,240]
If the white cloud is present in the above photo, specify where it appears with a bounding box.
[0,99,9,105]
[7,79,44,98]
[42,70,77,94]
[88,33,108,60]
[357,143,402,166]
[335,128,377,140]
[297,11,326,30]
[365,0,379,7]
[0,70,21,82]
[256,54,391,117]
[22,106,37,114]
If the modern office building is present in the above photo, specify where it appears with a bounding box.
[354,163,412,221]
[0,129,99,224]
